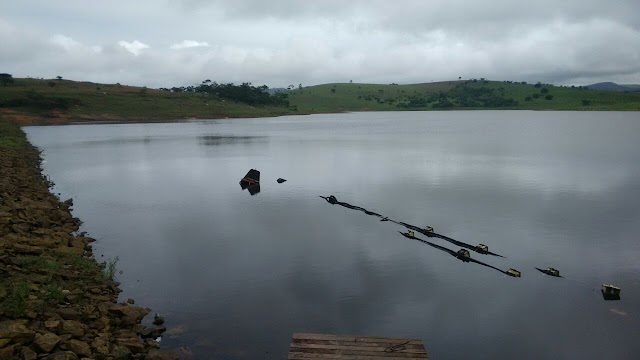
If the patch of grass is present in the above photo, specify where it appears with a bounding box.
[0,280,30,318]
[102,256,119,282]
[0,117,29,149]
[53,252,101,272]
[44,284,65,305]
[15,254,63,272]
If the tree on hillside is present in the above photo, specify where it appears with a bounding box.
[544,94,554,100]
[56,76,63,80]
[534,81,542,88]
[541,87,549,94]
[0,73,15,86]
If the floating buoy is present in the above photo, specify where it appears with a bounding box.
[456,248,471,261]
[506,268,521,277]
[536,267,561,277]
[476,244,489,252]
[602,284,621,301]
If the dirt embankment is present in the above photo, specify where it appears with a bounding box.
[0,118,175,359]
[0,108,184,126]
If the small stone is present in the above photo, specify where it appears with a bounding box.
[0,320,35,344]
[61,320,86,338]
[108,304,150,326]
[45,351,78,360]
[152,315,165,326]
[144,338,160,349]
[45,320,62,332]
[64,339,91,357]
[116,338,145,353]
[110,344,131,358]
[0,344,18,359]
[140,325,166,339]
[26,310,38,319]
[126,298,135,304]
[33,332,62,353]
[90,337,109,355]
[22,346,38,360]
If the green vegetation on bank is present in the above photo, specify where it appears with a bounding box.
[287,80,640,112]
[0,253,107,318]
[1,75,639,125]
[0,115,29,147]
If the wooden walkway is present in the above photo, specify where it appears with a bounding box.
[288,333,428,359]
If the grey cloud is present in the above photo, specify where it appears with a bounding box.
[180,0,640,31]
[1,1,640,87]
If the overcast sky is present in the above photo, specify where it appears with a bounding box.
[2,0,639,88]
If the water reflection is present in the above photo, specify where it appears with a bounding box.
[198,135,265,146]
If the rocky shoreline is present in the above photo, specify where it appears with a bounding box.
[1,118,175,359]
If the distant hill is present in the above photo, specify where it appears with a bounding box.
[587,82,640,92]
[287,80,640,112]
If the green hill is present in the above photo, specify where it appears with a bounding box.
[0,77,293,124]
[288,80,640,112]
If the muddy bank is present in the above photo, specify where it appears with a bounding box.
[0,107,311,127]
[0,117,176,359]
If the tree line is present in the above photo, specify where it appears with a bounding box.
[160,80,290,107]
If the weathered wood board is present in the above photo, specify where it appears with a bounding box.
[289,333,428,359]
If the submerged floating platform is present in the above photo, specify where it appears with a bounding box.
[288,333,428,359]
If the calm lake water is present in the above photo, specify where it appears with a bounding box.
[25,111,640,359]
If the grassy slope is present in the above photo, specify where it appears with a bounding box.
[287,82,458,112]
[288,80,640,112]
[0,78,293,124]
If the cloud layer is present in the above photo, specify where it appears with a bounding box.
[1,0,639,88]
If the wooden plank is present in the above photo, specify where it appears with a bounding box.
[289,333,428,360]
[290,343,427,354]
[293,338,426,349]
[289,347,427,358]
[289,353,425,360]
[293,333,424,344]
